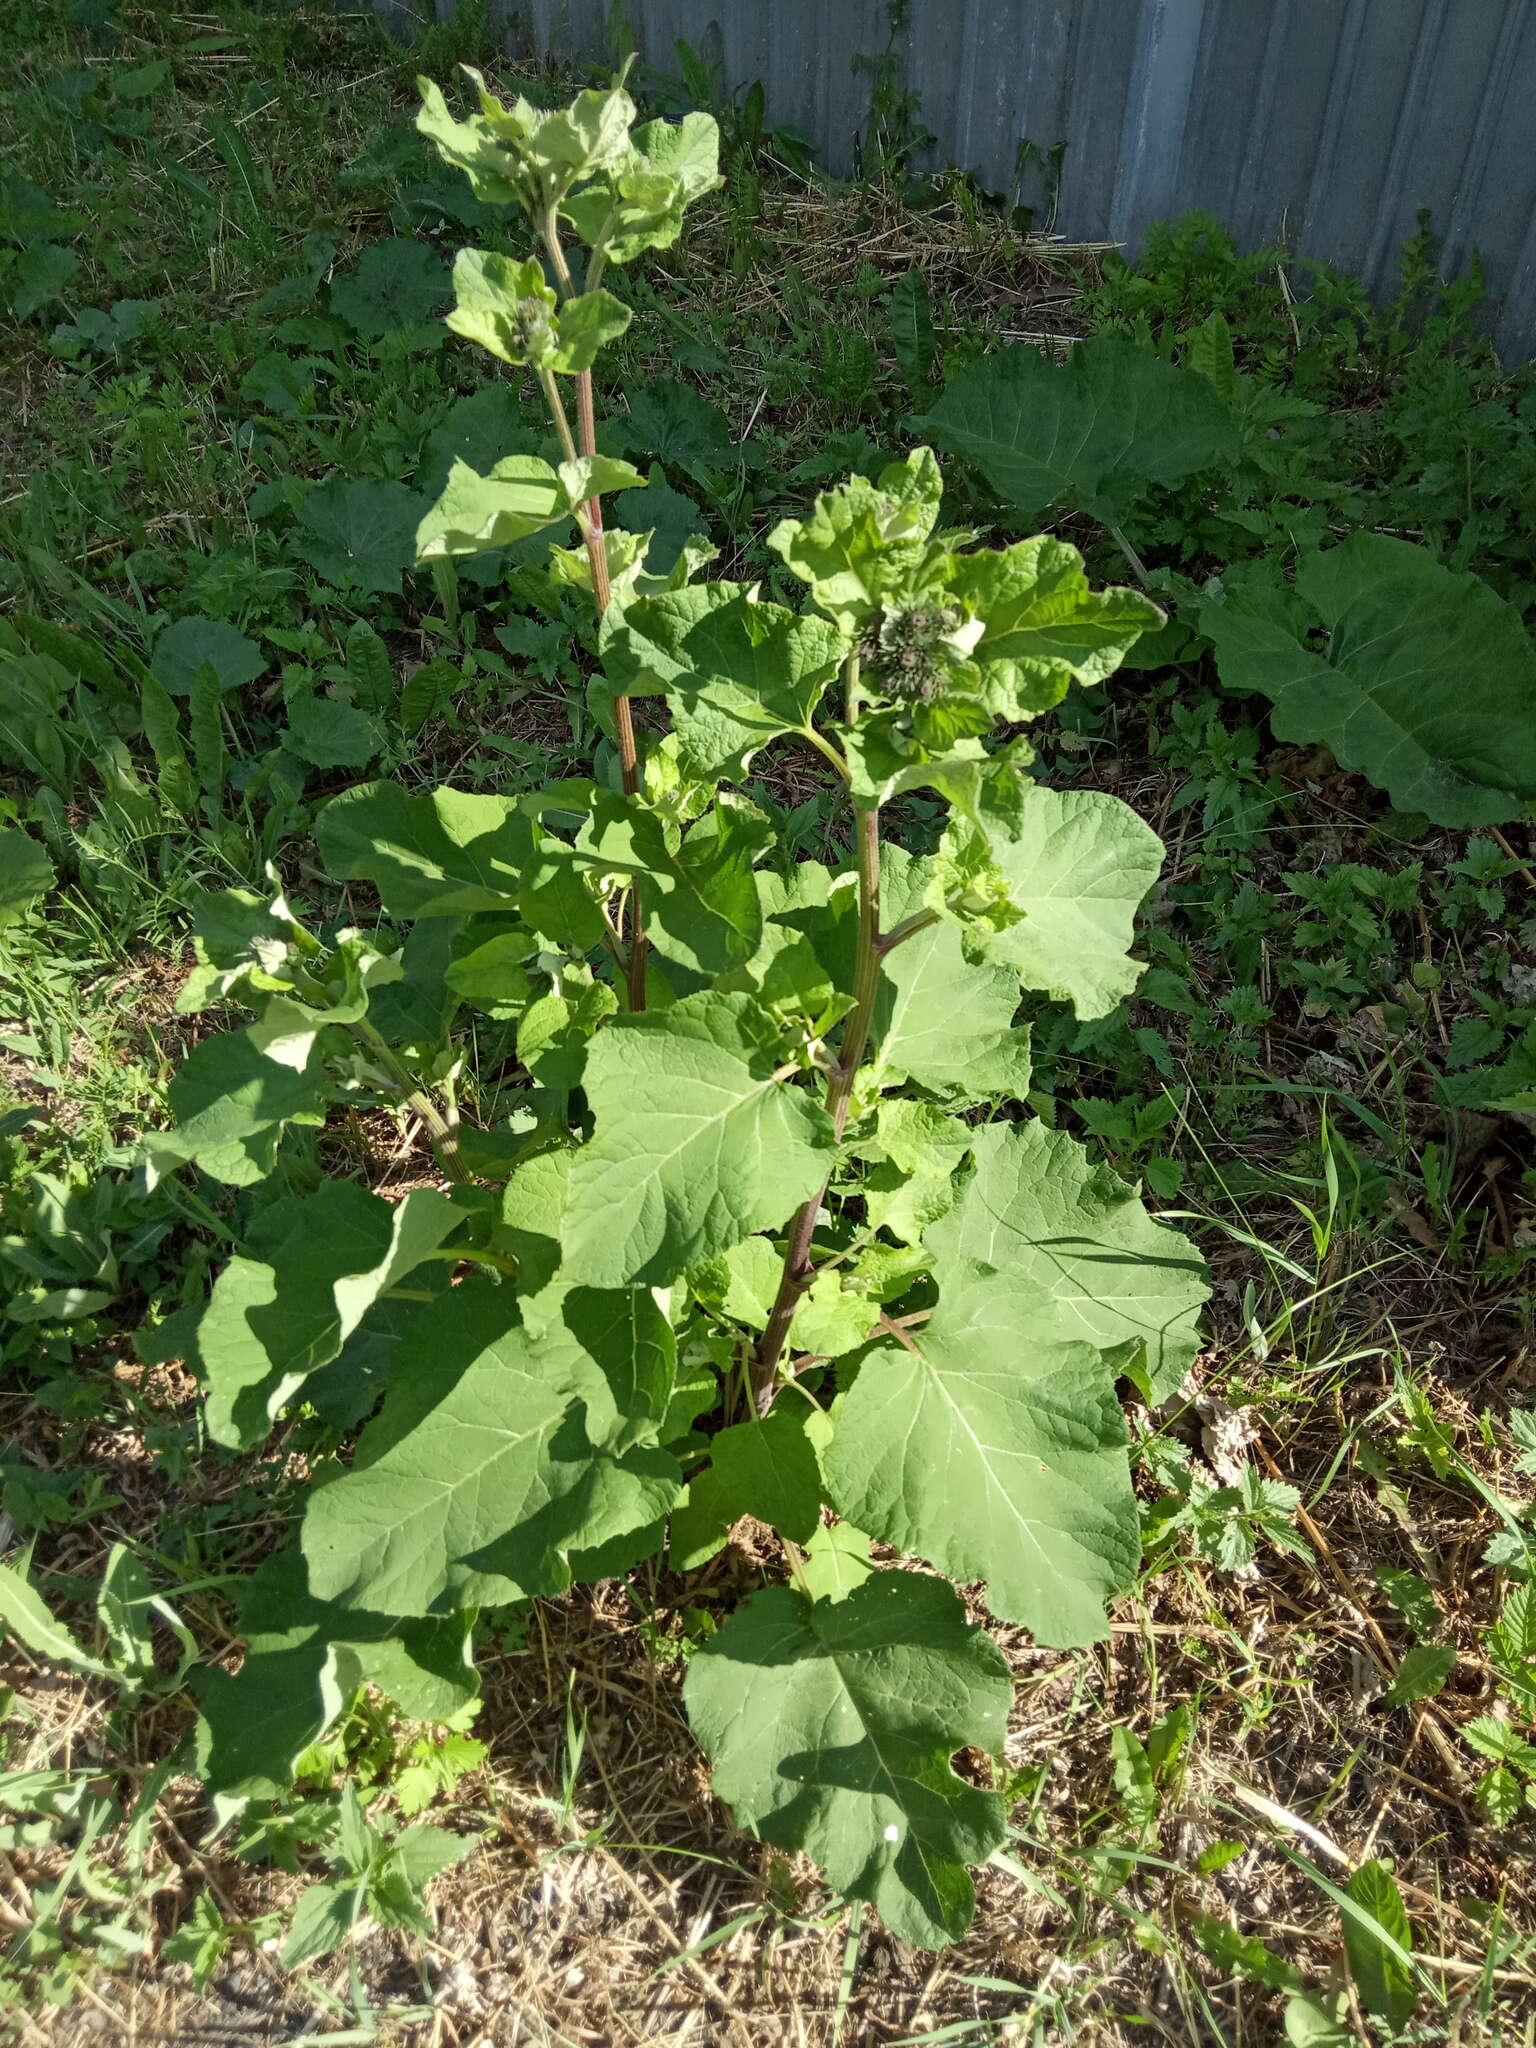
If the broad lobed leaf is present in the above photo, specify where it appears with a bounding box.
[315,781,535,918]
[960,781,1166,1018]
[1201,533,1536,826]
[600,582,846,781]
[575,790,770,978]
[683,1572,1010,1948]
[194,1553,477,1800]
[558,991,836,1287]
[928,1119,1208,1402]
[826,1305,1137,1648]
[669,1400,826,1569]
[415,454,570,563]
[196,1183,460,1449]
[301,1277,683,1617]
[918,336,1240,527]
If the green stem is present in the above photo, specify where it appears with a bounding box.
[1108,523,1151,589]
[353,1019,471,1184]
[875,906,940,955]
[797,723,853,784]
[751,787,882,1415]
[428,1244,518,1277]
[538,366,580,465]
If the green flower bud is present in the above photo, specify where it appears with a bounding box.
[860,603,977,703]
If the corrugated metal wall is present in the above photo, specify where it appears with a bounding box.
[383,0,1536,360]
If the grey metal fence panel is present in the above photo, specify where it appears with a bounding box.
[391,0,1536,359]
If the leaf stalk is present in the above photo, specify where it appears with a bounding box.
[353,1019,471,1184]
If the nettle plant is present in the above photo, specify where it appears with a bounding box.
[148,69,1210,1947]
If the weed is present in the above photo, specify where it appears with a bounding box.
[2,2,1535,2039]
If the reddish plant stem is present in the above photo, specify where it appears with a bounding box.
[541,215,646,1010]
[751,801,882,1414]
[570,364,637,790]
[572,376,646,1012]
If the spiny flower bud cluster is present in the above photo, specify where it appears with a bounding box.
[859,604,965,702]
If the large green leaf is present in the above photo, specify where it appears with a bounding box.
[302,1278,682,1616]
[197,1184,460,1448]
[1200,534,1536,826]
[15,243,79,321]
[417,387,538,501]
[947,538,1162,722]
[874,922,1032,1100]
[416,69,635,211]
[800,1520,875,1602]
[970,782,1165,1018]
[919,337,1239,526]
[825,1275,1138,1646]
[872,852,1031,1099]
[0,653,67,784]
[558,992,836,1287]
[576,792,768,977]
[470,67,633,182]
[415,455,569,563]
[546,290,633,373]
[414,77,520,206]
[283,696,384,771]
[553,1284,683,1451]
[496,1148,573,1320]
[561,111,722,263]
[0,829,54,926]
[683,1572,1010,1946]
[608,463,709,575]
[296,479,424,596]
[315,781,536,918]
[442,247,631,372]
[610,377,736,467]
[194,1553,475,1799]
[150,616,265,698]
[330,237,451,335]
[632,108,722,198]
[767,448,947,631]
[730,861,860,1016]
[858,1097,974,1245]
[928,1120,1207,1401]
[669,1401,825,1569]
[146,1030,332,1187]
[600,584,846,780]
